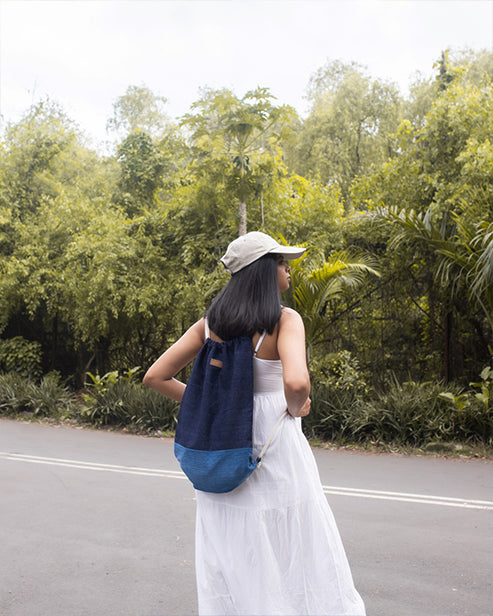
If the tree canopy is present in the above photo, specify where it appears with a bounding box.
[0,48,491,398]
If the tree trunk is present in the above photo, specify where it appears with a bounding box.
[444,311,452,382]
[355,121,362,170]
[238,199,247,236]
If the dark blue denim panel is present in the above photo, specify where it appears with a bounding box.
[175,336,254,451]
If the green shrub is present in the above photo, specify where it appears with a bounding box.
[452,397,493,444]
[308,373,493,447]
[0,337,43,379]
[0,372,74,417]
[79,368,178,430]
[305,386,362,441]
[439,366,493,444]
[0,372,34,414]
[310,350,367,394]
[305,350,369,439]
[29,373,75,417]
[361,380,462,445]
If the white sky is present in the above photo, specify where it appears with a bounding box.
[1,0,492,148]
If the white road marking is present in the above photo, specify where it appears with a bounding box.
[321,487,493,510]
[1,451,492,511]
[0,451,185,479]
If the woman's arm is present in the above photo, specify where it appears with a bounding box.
[142,319,205,402]
[277,308,311,417]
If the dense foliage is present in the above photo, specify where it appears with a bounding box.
[1,50,492,446]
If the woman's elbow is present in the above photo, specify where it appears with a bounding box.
[284,375,310,398]
[142,370,158,389]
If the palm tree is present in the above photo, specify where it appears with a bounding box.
[183,88,295,236]
[380,205,493,371]
[288,249,380,360]
[435,217,493,357]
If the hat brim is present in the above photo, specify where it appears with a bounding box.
[268,246,306,260]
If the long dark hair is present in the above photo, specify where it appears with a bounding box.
[206,254,281,340]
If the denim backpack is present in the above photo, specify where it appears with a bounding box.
[174,319,286,493]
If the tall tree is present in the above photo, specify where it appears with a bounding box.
[295,60,402,207]
[107,84,170,138]
[353,66,493,221]
[108,86,188,215]
[182,87,296,235]
[0,100,82,218]
[115,131,165,215]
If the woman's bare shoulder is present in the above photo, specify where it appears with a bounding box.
[280,306,303,325]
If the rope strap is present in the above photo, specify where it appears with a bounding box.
[256,410,289,467]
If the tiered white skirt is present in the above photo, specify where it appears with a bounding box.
[195,359,365,616]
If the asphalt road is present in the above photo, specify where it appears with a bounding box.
[1,418,492,616]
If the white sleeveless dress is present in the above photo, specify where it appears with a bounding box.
[194,353,366,616]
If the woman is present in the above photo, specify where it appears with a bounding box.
[143,231,365,616]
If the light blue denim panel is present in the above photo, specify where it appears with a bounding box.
[174,443,257,493]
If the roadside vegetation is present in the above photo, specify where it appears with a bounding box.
[1,49,492,454]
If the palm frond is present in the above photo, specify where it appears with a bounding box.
[290,249,381,351]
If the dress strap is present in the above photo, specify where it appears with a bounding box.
[204,317,210,339]
[253,330,267,356]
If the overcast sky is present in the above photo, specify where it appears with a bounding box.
[1,0,492,148]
